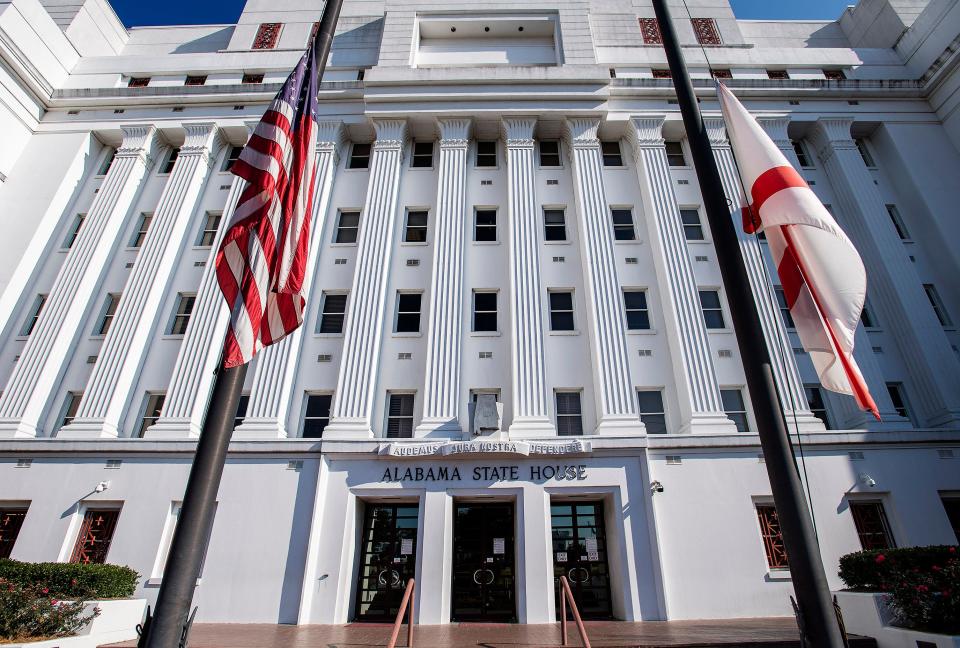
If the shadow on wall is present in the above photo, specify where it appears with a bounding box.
[172,27,235,54]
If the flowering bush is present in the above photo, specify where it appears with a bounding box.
[0,578,100,642]
[0,559,139,599]
[839,545,960,634]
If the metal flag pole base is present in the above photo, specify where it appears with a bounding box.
[650,1,846,646]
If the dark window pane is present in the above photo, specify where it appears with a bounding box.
[611,209,635,240]
[601,141,623,166]
[476,141,497,167]
[475,210,497,241]
[412,142,433,168]
[539,141,561,167]
[320,294,347,333]
[544,209,566,241]
[404,210,428,242]
[303,394,332,438]
[349,143,371,169]
[665,141,686,167]
[335,212,359,243]
[680,209,704,241]
[721,389,748,432]
[396,294,421,333]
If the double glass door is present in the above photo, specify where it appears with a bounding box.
[551,502,613,619]
[354,503,419,621]
[451,502,517,622]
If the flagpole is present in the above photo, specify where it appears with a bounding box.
[139,1,344,646]
[650,2,845,646]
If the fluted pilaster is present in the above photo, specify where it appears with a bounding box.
[564,118,639,435]
[416,118,470,438]
[324,119,407,439]
[810,118,960,428]
[0,125,161,438]
[503,117,554,438]
[628,116,734,434]
[233,121,344,439]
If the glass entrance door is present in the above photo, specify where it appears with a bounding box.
[354,503,419,621]
[451,502,516,622]
[551,502,613,619]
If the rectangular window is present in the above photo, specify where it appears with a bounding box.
[221,146,243,172]
[849,501,896,550]
[303,393,332,438]
[241,73,264,85]
[941,496,960,543]
[861,298,877,328]
[128,77,150,88]
[411,141,434,168]
[63,214,86,249]
[137,392,165,438]
[197,212,222,247]
[395,292,422,333]
[543,208,566,241]
[0,507,27,559]
[756,505,788,569]
[886,382,913,423]
[652,69,672,79]
[680,209,704,240]
[885,204,910,240]
[318,292,347,334]
[130,213,152,248]
[805,385,831,429]
[665,141,686,166]
[152,502,213,579]
[404,210,428,243]
[539,141,561,167]
[639,18,662,45]
[98,150,116,176]
[334,210,360,244]
[70,509,120,564]
[474,209,497,242]
[711,68,732,79]
[168,293,196,335]
[234,393,249,429]
[59,391,83,429]
[549,291,575,331]
[348,142,371,170]
[923,284,952,327]
[611,208,636,241]
[767,70,790,80]
[601,140,623,167]
[160,148,179,174]
[555,391,583,436]
[637,390,666,435]
[699,290,726,329]
[20,294,47,336]
[823,69,846,81]
[791,140,812,167]
[252,22,282,50]
[185,75,207,86]
[623,290,650,330]
[722,389,749,432]
[775,287,795,329]
[95,293,121,336]
[691,18,721,45]
[854,138,875,167]
[386,393,414,438]
[476,141,497,167]
[473,291,497,332]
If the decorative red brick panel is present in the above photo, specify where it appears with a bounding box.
[253,22,282,50]
[242,73,265,84]
[128,77,150,88]
[767,70,789,80]
[756,505,788,569]
[70,509,120,564]
[823,69,846,81]
[711,69,732,79]
[639,18,662,45]
[652,69,672,79]
[185,75,207,86]
[691,18,721,45]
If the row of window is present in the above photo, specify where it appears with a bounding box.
[127,73,278,88]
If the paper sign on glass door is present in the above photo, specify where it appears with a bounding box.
[493,538,505,554]
[401,538,413,555]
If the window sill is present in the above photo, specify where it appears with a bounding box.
[602,165,628,170]
[543,240,571,246]
[90,335,106,340]
[474,165,500,171]
[191,245,213,252]
[400,242,429,247]
[686,240,712,245]
[764,569,792,581]
[549,330,580,336]
[627,329,657,335]
[330,242,358,248]
[160,335,185,341]
[342,167,370,173]
[408,166,435,171]
[472,241,501,246]
[392,332,423,338]
[470,331,501,337]
[706,328,734,334]
[314,333,344,339]
[123,247,141,253]
[614,240,641,245]
[538,165,564,171]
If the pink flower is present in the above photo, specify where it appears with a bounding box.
[42,587,49,594]
[950,547,956,553]
[875,554,886,564]
[932,565,941,571]
[51,599,59,605]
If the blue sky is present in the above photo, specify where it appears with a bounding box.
[108,0,856,28]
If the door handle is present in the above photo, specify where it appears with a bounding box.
[568,567,590,584]
[472,569,495,585]
[480,569,495,585]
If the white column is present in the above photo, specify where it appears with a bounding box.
[518,484,554,623]
[810,118,960,428]
[59,123,223,439]
[233,121,344,439]
[628,116,735,434]
[0,125,161,439]
[416,118,470,438]
[503,117,554,438]
[323,119,407,439]
[415,490,453,624]
[146,127,254,439]
[564,118,640,435]
[705,116,824,434]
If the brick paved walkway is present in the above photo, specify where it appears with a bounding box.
[104,618,877,647]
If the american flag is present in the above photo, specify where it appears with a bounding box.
[717,83,880,419]
[216,40,320,368]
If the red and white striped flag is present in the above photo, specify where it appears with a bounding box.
[215,41,320,368]
[717,83,880,419]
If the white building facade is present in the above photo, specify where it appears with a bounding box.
[0,0,959,625]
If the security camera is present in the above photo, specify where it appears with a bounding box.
[94,480,111,493]
[650,480,664,493]
[858,473,876,488]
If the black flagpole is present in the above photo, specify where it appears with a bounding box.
[650,2,845,646]
[140,1,344,646]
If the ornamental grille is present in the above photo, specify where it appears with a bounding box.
[823,69,846,81]
[756,505,788,569]
[70,509,119,564]
[252,23,282,50]
[711,69,732,79]
[241,73,264,84]
[652,69,672,79]
[127,77,150,88]
[691,18,721,45]
[0,509,27,559]
[850,502,896,550]
[639,18,662,45]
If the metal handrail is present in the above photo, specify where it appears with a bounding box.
[559,576,592,648]
[386,578,415,648]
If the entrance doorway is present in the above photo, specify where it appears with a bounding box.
[551,501,613,619]
[451,502,516,622]
[354,503,419,621]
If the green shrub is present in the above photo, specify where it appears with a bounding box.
[0,578,99,642]
[0,559,139,600]
[839,545,959,634]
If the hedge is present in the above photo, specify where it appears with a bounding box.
[0,559,139,599]
[839,545,957,591]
